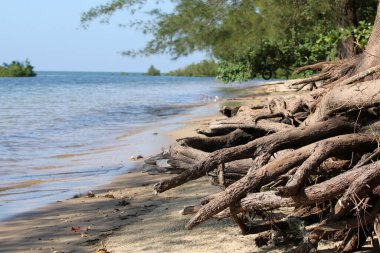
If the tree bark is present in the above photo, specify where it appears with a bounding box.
[239,161,380,212]
[336,0,358,59]
[155,118,354,194]
[303,79,380,125]
[185,132,371,230]
[352,2,380,74]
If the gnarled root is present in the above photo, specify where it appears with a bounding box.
[154,117,354,194]
[185,132,373,229]
[151,24,380,251]
[289,58,356,90]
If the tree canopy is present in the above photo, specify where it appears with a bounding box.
[0,60,36,77]
[146,64,160,76]
[82,0,378,81]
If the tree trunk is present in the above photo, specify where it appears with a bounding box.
[151,3,380,252]
[352,2,380,74]
[336,0,358,59]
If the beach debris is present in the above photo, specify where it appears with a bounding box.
[219,105,240,118]
[71,226,81,233]
[87,191,95,198]
[96,241,110,253]
[129,155,144,161]
[117,199,130,206]
[150,8,380,252]
[104,193,115,199]
[179,205,201,215]
[96,250,110,253]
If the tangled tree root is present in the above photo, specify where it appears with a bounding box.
[150,5,380,252]
[151,76,380,251]
[289,58,356,90]
[151,80,380,251]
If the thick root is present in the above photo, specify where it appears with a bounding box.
[289,58,356,90]
[185,132,370,230]
[154,117,354,194]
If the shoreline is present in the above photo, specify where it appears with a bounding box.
[0,101,220,222]
[0,103,226,253]
[0,71,228,222]
[0,80,292,253]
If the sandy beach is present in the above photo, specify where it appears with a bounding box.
[0,81,302,253]
[3,1,380,252]
[0,113,251,253]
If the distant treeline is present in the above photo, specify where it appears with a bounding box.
[167,60,217,77]
[146,65,161,76]
[0,60,36,77]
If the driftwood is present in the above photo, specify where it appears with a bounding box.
[151,3,380,252]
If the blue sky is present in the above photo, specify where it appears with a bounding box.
[0,1,206,72]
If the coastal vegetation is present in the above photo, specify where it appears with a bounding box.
[83,1,380,252]
[167,60,217,77]
[153,4,380,250]
[0,60,36,77]
[82,0,377,82]
[145,65,160,76]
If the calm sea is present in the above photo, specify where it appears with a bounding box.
[0,71,255,220]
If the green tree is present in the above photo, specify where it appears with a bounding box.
[167,60,217,77]
[146,65,160,76]
[0,59,36,77]
[82,0,378,82]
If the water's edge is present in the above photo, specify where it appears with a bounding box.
[1,102,220,221]
[0,71,266,221]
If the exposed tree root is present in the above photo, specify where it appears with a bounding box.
[185,133,372,230]
[150,4,380,252]
[293,61,339,74]
[238,161,380,212]
[289,58,356,90]
[154,118,354,194]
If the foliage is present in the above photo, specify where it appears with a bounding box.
[219,20,375,82]
[83,0,378,82]
[217,60,252,83]
[146,65,160,76]
[167,60,217,77]
[0,60,36,77]
[352,20,373,52]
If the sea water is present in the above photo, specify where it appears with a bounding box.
[0,71,258,220]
